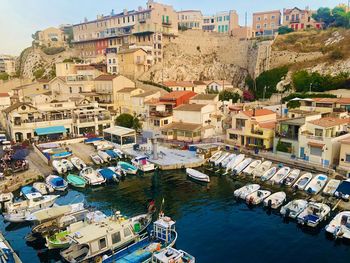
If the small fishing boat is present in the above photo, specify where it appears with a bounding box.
[67,174,87,188]
[214,152,229,166]
[33,182,51,195]
[107,167,125,178]
[208,151,222,163]
[186,168,210,183]
[243,160,262,176]
[335,179,350,200]
[297,202,330,227]
[52,160,67,174]
[105,149,119,160]
[112,148,124,159]
[293,173,313,190]
[234,184,260,199]
[270,167,291,184]
[263,191,286,209]
[325,211,350,240]
[97,168,119,183]
[118,161,138,175]
[70,157,86,171]
[4,195,59,223]
[246,190,271,205]
[261,167,277,181]
[46,175,68,191]
[84,137,103,144]
[0,192,13,203]
[305,174,328,195]
[132,156,155,172]
[232,158,252,176]
[151,248,195,263]
[252,161,272,178]
[79,167,106,185]
[90,153,104,165]
[97,150,111,162]
[280,199,308,219]
[21,185,42,200]
[61,159,74,171]
[52,151,72,159]
[283,169,301,186]
[225,154,245,174]
[323,179,341,196]
[220,153,236,168]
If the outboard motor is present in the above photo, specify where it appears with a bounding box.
[267,199,272,209]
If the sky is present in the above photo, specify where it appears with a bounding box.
[0,0,344,56]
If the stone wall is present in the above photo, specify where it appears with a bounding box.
[270,50,323,69]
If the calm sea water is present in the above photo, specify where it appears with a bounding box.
[1,169,349,263]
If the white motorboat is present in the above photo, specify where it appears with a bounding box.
[226,154,245,173]
[293,173,313,190]
[21,185,42,200]
[252,161,272,178]
[97,150,111,162]
[46,175,68,191]
[112,148,124,159]
[234,184,260,199]
[232,158,252,176]
[61,159,74,171]
[186,168,210,183]
[52,160,67,174]
[305,174,328,195]
[90,154,104,165]
[94,141,114,150]
[280,199,308,219]
[4,195,59,223]
[322,179,341,196]
[283,169,301,186]
[261,167,277,182]
[297,202,330,227]
[243,160,262,175]
[0,192,13,203]
[246,190,271,205]
[209,151,222,163]
[151,247,195,263]
[214,152,229,166]
[270,167,291,184]
[220,154,236,168]
[325,211,350,240]
[33,182,51,195]
[71,157,86,171]
[79,167,106,186]
[263,191,286,209]
[131,156,155,172]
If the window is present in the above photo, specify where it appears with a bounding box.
[79,87,82,93]
[229,133,238,140]
[124,228,132,237]
[264,23,267,28]
[257,17,261,21]
[256,24,261,29]
[310,146,322,156]
[315,128,323,137]
[164,119,169,125]
[346,154,350,162]
[99,238,107,249]
[271,15,275,19]
[286,15,289,21]
[69,87,72,93]
[111,232,121,244]
[271,22,275,28]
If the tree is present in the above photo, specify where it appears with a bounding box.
[0,72,9,81]
[312,7,334,27]
[243,90,255,101]
[218,90,241,102]
[278,26,293,35]
[115,113,134,128]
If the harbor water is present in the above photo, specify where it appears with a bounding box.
[1,169,349,263]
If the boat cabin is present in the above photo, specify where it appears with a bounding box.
[152,247,195,263]
[153,215,176,244]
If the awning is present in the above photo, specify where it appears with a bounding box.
[35,126,67,136]
[308,142,325,148]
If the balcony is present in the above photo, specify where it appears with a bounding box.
[135,60,145,65]
[290,18,300,23]
[149,111,172,118]
[306,135,324,141]
[97,115,111,121]
[275,132,299,141]
[96,90,112,95]
[162,20,172,26]
[251,129,264,135]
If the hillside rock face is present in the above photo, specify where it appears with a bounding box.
[140,30,266,87]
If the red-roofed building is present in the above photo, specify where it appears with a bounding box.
[283,7,322,30]
[159,91,197,107]
[0,92,10,109]
[226,108,277,149]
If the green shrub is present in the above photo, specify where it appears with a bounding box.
[218,90,241,102]
[33,68,45,79]
[278,26,294,35]
[329,49,344,60]
[0,72,9,80]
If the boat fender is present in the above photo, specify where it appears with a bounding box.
[95,255,102,263]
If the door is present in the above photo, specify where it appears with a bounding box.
[300,147,305,159]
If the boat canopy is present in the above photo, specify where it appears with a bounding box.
[105,150,118,158]
[21,186,39,194]
[51,177,65,186]
[35,126,67,136]
[98,169,116,180]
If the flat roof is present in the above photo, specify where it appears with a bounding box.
[161,122,202,132]
[103,126,136,136]
[174,103,207,112]
[191,94,218,100]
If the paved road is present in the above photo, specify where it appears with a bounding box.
[27,149,52,176]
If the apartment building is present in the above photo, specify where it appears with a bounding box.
[0,55,16,75]
[177,10,203,30]
[283,7,322,30]
[298,117,350,167]
[117,48,150,79]
[252,10,281,37]
[1,100,114,142]
[202,10,239,33]
[226,109,277,150]
[72,0,178,61]
[298,98,350,114]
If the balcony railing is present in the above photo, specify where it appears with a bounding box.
[149,111,172,117]
[97,116,111,121]
[162,21,172,26]
[251,129,264,135]
[275,132,299,140]
[306,135,324,141]
[14,116,73,125]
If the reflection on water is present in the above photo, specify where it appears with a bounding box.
[1,169,349,263]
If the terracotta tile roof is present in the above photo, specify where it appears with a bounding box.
[174,104,206,112]
[259,121,277,129]
[312,98,350,105]
[3,102,37,114]
[144,98,175,105]
[242,109,276,117]
[308,117,350,128]
[131,90,159,98]
[117,87,138,93]
[162,81,194,87]
[191,94,218,100]
[160,122,202,132]
[283,7,308,15]
[308,142,325,148]
[160,91,197,100]
[94,74,118,81]
[193,81,206,85]
[0,93,9,97]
